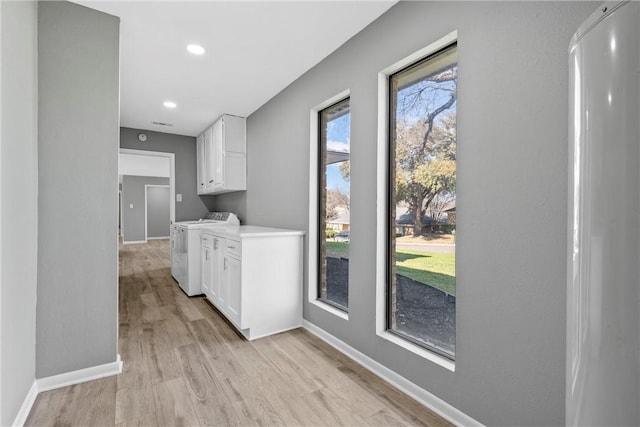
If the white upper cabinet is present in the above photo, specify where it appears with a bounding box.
[196,133,207,195]
[197,114,246,195]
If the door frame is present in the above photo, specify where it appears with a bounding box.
[144,184,170,240]
[119,148,176,225]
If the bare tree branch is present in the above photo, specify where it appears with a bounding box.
[419,87,456,154]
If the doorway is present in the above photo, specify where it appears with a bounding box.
[119,148,175,243]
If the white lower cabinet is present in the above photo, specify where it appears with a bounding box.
[200,234,212,297]
[200,226,304,340]
[225,254,241,325]
[211,236,224,305]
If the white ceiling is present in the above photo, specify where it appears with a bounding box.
[75,1,396,137]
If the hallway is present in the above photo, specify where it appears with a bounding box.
[25,240,450,426]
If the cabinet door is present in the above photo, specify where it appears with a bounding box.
[212,119,224,190]
[200,240,211,297]
[211,236,224,304]
[196,135,206,195]
[225,255,241,325]
[204,127,215,193]
[170,227,178,277]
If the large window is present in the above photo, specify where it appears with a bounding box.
[388,44,457,359]
[318,98,351,311]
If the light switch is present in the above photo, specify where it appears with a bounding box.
[129,203,133,209]
[176,193,182,202]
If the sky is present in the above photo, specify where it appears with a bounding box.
[325,112,351,196]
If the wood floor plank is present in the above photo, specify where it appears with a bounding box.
[175,343,242,426]
[249,335,324,395]
[152,377,200,427]
[213,365,285,427]
[158,304,196,348]
[301,388,370,426]
[141,321,182,384]
[73,376,117,426]
[25,238,453,427]
[140,292,163,323]
[115,384,157,427]
[117,333,153,391]
[175,295,206,322]
[24,387,65,426]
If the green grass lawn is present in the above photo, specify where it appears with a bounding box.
[325,242,455,295]
[326,241,350,258]
[395,249,455,295]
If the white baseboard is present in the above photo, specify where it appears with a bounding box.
[146,236,169,240]
[122,240,146,245]
[11,355,122,426]
[302,321,482,427]
[38,354,123,392]
[12,380,38,427]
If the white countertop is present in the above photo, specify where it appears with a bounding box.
[201,225,304,239]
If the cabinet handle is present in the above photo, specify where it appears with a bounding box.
[209,179,214,183]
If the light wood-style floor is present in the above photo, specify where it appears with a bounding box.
[26,239,452,427]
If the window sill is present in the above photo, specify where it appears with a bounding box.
[310,299,349,321]
[377,330,455,372]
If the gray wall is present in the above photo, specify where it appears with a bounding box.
[146,186,170,239]
[213,191,247,225]
[37,1,119,378]
[120,127,214,221]
[0,1,38,424]
[239,2,595,426]
[122,176,169,242]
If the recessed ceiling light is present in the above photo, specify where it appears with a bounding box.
[163,101,177,109]
[187,44,205,55]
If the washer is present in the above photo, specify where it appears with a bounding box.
[170,212,239,296]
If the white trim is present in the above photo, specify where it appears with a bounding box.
[303,320,481,427]
[0,3,4,420]
[376,30,458,369]
[37,354,122,393]
[379,330,454,372]
[309,299,349,320]
[308,89,351,320]
[121,240,147,245]
[119,148,175,225]
[12,355,122,426]
[144,184,170,241]
[146,236,169,240]
[11,381,37,427]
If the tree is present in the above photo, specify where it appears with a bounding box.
[426,192,455,232]
[326,188,349,220]
[339,161,350,181]
[394,106,457,237]
[392,60,457,236]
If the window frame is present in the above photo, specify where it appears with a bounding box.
[317,97,351,312]
[375,31,458,371]
[308,90,351,320]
